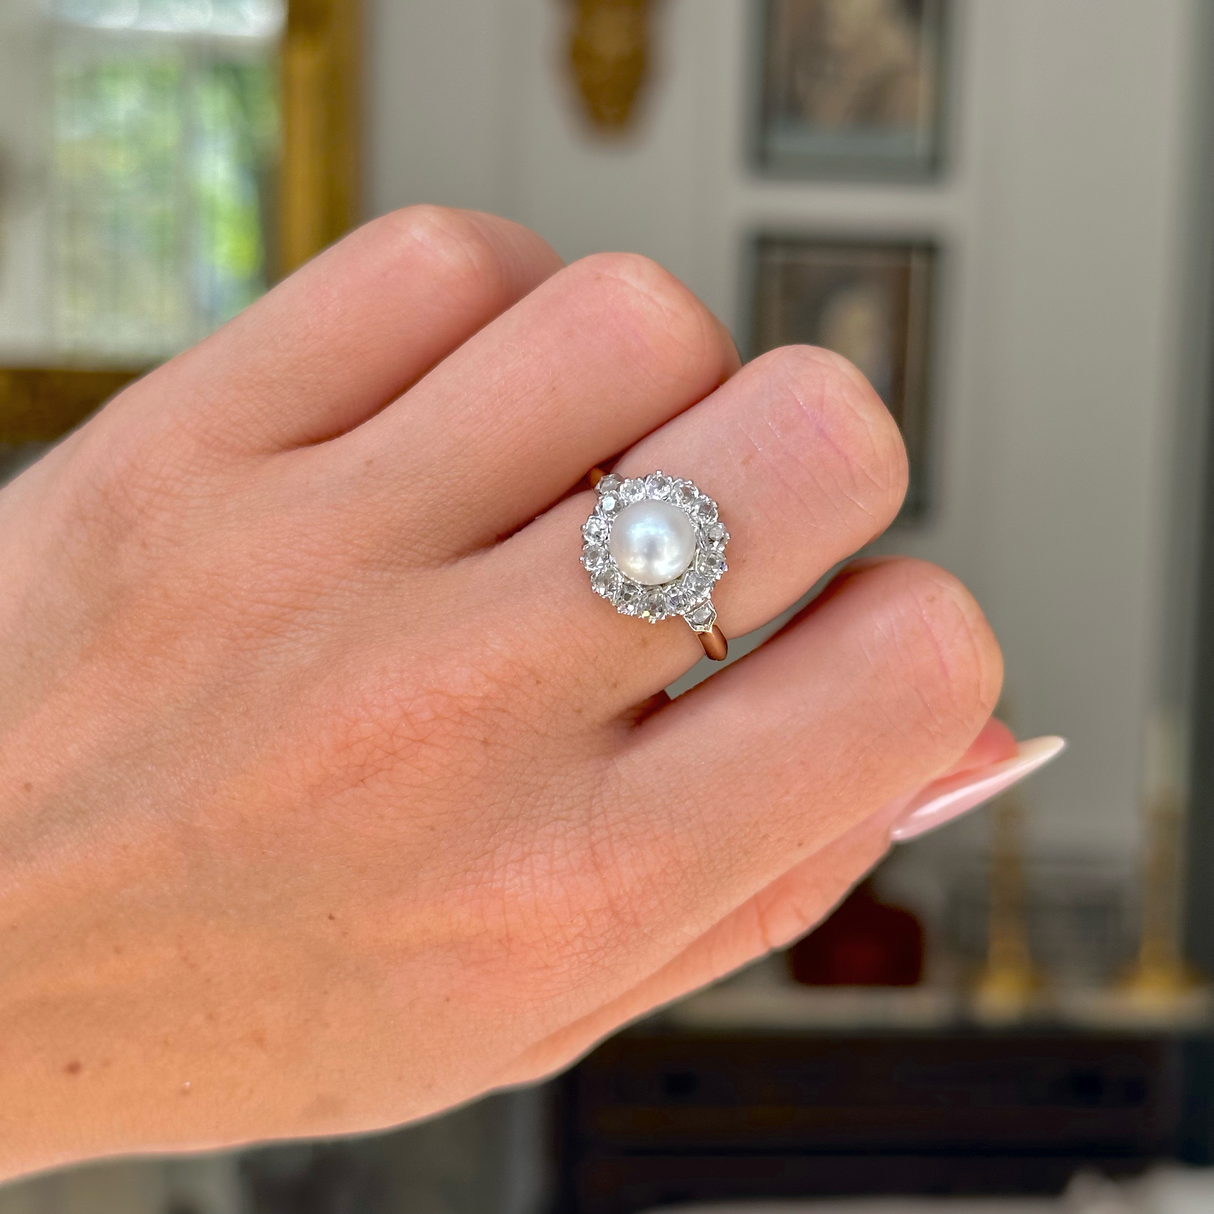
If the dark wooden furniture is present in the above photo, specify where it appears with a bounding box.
[555,1027,1214,1214]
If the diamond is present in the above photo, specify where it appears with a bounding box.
[583,516,610,544]
[620,478,646,504]
[696,550,727,578]
[694,497,718,524]
[646,472,673,499]
[673,482,696,507]
[596,474,622,497]
[592,567,620,597]
[599,494,622,514]
[639,588,669,621]
[685,601,717,632]
[614,579,642,612]
[704,521,727,545]
[682,571,713,601]
[582,544,609,571]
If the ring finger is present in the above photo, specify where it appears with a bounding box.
[484,343,909,712]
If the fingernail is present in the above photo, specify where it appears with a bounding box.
[889,736,1067,843]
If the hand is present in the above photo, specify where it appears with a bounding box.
[0,208,1006,1177]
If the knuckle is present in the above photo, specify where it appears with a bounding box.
[575,250,679,298]
[752,345,908,527]
[369,205,517,297]
[567,252,730,382]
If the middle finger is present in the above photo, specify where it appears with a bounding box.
[327,253,741,562]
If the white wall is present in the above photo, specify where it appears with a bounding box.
[368,0,1204,862]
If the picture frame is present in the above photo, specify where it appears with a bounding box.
[754,0,949,181]
[0,0,360,454]
[747,234,938,520]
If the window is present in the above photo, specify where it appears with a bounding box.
[49,0,282,356]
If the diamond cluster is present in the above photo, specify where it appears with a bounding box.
[582,471,728,632]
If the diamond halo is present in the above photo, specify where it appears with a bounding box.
[582,471,728,634]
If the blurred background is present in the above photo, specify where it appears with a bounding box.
[4,1,1214,1211]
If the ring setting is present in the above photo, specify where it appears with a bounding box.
[582,470,729,659]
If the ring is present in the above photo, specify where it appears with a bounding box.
[582,467,729,662]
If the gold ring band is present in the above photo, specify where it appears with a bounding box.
[697,624,729,662]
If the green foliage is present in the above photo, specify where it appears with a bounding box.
[52,34,279,356]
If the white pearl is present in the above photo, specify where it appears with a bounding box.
[608,500,697,586]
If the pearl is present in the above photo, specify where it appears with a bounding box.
[608,500,697,586]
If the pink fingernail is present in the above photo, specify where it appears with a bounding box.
[889,736,1067,843]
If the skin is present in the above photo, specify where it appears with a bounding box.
[0,207,1007,1180]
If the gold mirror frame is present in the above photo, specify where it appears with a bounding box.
[0,0,360,449]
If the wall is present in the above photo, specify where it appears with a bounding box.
[366,0,1208,866]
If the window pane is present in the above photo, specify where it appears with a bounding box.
[50,16,280,357]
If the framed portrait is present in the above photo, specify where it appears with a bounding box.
[755,0,948,180]
[749,235,937,519]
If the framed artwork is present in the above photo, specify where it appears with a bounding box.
[749,235,937,519]
[755,0,948,180]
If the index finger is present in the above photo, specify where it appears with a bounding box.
[103,207,565,455]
